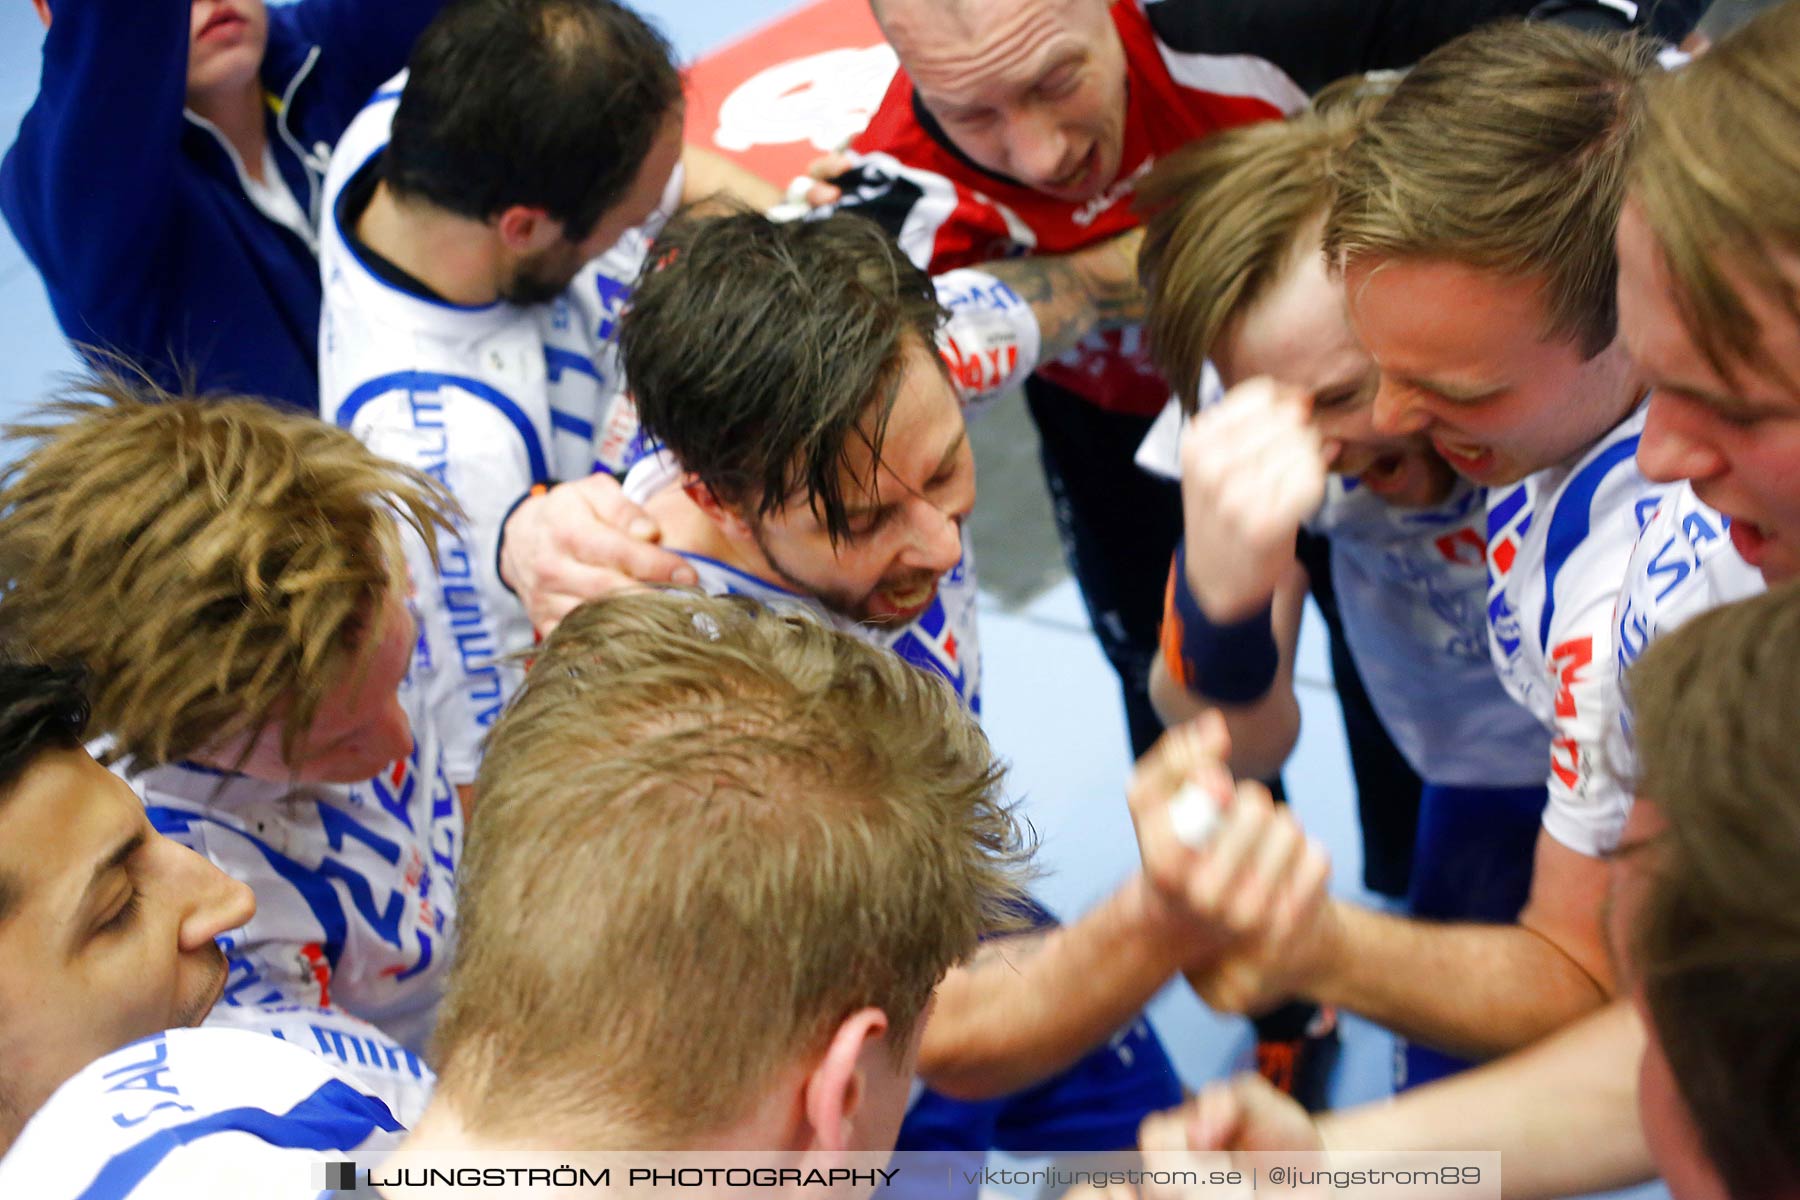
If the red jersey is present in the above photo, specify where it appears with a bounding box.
[838,0,1303,416]
[832,0,1692,416]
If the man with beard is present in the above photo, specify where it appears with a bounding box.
[616,210,1326,1160]
[322,0,1142,788]
[318,0,691,790]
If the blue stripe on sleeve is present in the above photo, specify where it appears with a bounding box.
[79,1080,401,1199]
[1487,484,1529,538]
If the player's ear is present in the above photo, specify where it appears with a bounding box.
[683,476,756,542]
[492,205,563,253]
[799,1007,887,1153]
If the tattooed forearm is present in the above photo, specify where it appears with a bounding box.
[982,256,1095,362]
[979,227,1148,361]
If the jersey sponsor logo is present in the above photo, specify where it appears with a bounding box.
[1434,526,1485,567]
[306,1023,429,1079]
[1072,156,1156,228]
[1616,600,1651,677]
[1615,503,1734,681]
[593,393,646,476]
[1488,591,1523,661]
[593,273,631,344]
[102,1035,195,1129]
[940,334,1019,396]
[300,943,334,1007]
[1550,735,1581,791]
[440,547,507,731]
[1486,486,1535,659]
[1646,507,1727,603]
[1486,485,1532,579]
[1550,635,1593,721]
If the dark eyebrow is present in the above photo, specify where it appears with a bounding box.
[841,431,968,525]
[80,831,145,916]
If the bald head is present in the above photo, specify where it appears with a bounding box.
[870,0,1125,202]
[870,0,973,36]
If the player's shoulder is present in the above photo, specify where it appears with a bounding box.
[671,551,828,624]
[1537,409,1662,609]
[325,71,405,199]
[204,1003,437,1126]
[1618,483,1767,657]
[0,1027,404,1200]
[1143,0,1335,55]
[1140,0,1371,93]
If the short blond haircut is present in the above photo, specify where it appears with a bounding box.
[1323,21,1657,357]
[434,589,1032,1143]
[1627,579,1800,1198]
[1138,75,1387,411]
[0,376,454,768]
[1631,1,1800,392]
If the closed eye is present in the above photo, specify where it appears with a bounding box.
[1037,66,1080,98]
[97,889,142,937]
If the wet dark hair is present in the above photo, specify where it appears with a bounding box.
[620,210,946,542]
[0,661,89,800]
[385,0,682,241]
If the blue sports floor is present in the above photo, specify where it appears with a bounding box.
[0,5,1661,1194]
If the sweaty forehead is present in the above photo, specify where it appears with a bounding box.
[881,0,1097,90]
[1225,246,1364,390]
[1347,258,1555,370]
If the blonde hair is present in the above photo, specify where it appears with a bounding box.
[0,376,454,768]
[1323,21,1657,357]
[434,589,1033,1143]
[1631,1,1800,392]
[1627,579,1800,1198]
[1138,75,1388,411]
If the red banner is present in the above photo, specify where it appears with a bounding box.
[682,0,893,190]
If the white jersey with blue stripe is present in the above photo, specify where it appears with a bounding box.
[0,1028,408,1200]
[202,1002,436,1125]
[1134,399,1547,789]
[1317,478,1550,788]
[1614,483,1767,744]
[319,72,670,785]
[680,547,982,714]
[124,638,461,1057]
[620,456,984,713]
[1484,404,1665,856]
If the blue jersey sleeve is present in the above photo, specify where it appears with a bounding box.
[0,0,191,324]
